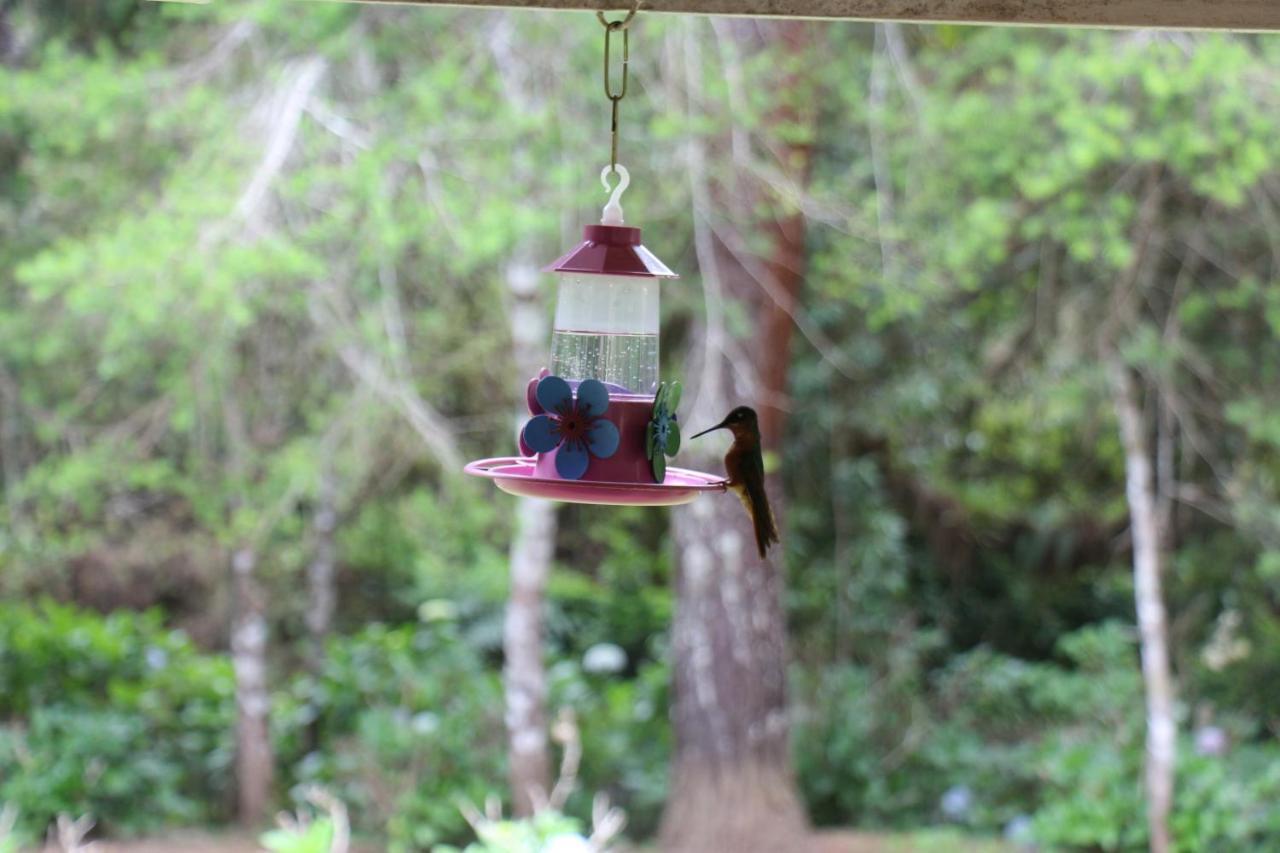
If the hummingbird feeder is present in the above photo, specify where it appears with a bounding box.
[464,11,725,506]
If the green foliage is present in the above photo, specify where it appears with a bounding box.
[1169,750,1280,852]
[3,4,1280,852]
[550,659,671,838]
[1032,732,1280,852]
[433,812,587,853]
[260,818,336,853]
[0,707,201,837]
[0,601,234,838]
[796,623,1280,850]
[275,621,505,850]
[0,804,21,853]
[0,481,675,846]
[272,619,671,849]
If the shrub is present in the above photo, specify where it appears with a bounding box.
[548,655,670,839]
[0,600,235,838]
[1033,729,1280,852]
[276,611,677,851]
[434,811,598,853]
[0,707,200,836]
[276,621,506,851]
[793,621,1280,851]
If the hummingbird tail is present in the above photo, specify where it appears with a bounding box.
[752,499,780,559]
[732,480,779,559]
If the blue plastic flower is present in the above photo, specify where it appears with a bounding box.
[521,376,620,480]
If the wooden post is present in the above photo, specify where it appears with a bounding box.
[293,0,1280,32]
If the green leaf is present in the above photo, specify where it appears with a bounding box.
[666,421,681,458]
[645,421,656,460]
[652,450,666,484]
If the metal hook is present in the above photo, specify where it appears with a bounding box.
[596,5,638,32]
[597,3,639,173]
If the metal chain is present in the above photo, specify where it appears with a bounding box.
[597,7,637,175]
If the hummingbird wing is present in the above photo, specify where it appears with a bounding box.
[734,449,779,559]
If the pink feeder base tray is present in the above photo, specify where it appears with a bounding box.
[464,457,727,506]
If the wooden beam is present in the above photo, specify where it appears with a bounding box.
[325,0,1280,31]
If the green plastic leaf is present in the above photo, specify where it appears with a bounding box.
[652,450,666,484]
[666,420,681,457]
[666,381,682,413]
[645,420,656,460]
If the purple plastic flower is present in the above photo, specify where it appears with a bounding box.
[521,375,620,480]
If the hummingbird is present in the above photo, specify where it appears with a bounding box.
[692,406,779,559]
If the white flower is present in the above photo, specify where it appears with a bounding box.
[940,785,973,820]
[1004,814,1035,846]
[412,712,439,734]
[582,643,627,675]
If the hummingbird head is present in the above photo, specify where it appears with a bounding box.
[691,406,760,441]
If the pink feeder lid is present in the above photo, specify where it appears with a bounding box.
[546,224,679,279]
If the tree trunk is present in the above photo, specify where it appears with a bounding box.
[504,496,557,815]
[664,496,810,852]
[503,253,558,815]
[1109,359,1175,853]
[305,474,338,674]
[231,546,274,826]
[303,475,338,754]
[661,19,813,850]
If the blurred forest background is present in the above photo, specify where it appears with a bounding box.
[2,1,1280,851]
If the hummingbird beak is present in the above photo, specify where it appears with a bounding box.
[691,418,729,440]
